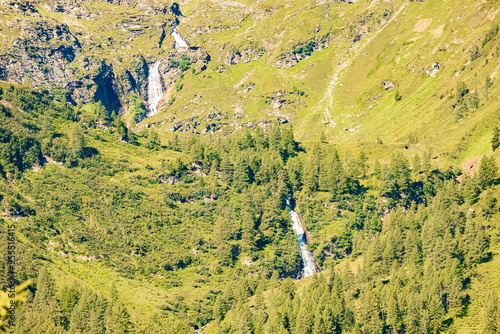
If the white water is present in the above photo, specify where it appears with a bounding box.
[147,61,163,116]
[287,203,318,279]
[171,29,189,48]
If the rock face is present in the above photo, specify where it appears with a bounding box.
[93,0,169,14]
[0,18,82,98]
[273,33,331,69]
[160,175,180,185]
[219,44,265,65]
[381,80,398,91]
[425,62,440,77]
[0,0,178,113]
[1,0,40,16]
[0,17,139,112]
[352,26,369,43]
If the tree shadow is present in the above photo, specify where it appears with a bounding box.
[82,147,99,158]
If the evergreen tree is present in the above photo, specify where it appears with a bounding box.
[241,209,256,255]
[483,290,500,334]
[115,119,128,141]
[233,156,250,192]
[59,282,80,330]
[105,301,132,334]
[32,268,60,325]
[147,130,160,150]
[68,123,85,163]
[492,126,500,151]
[477,155,498,189]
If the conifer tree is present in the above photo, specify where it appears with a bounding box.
[59,282,80,330]
[68,123,85,163]
[492,126,500,151]
[483,290,500,334]
[477,155,498,189]
[233,156,250,192]
[115,118,128,141]
[32,268,60,325]
[241,210,256,255]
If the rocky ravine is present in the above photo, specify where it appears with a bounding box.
[0,0,178,112]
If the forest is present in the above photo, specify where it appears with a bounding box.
[0,84,499,333]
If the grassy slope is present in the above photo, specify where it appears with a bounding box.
[2,0,500,331]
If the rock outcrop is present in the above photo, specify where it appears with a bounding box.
[0,0,178,114]
[0,16,139,112]
[381,80,398,91]
[273,33,331,69]
[219,44,266,65]
[425,62,440,77]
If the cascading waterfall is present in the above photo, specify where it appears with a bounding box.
[287,200,318,279]
[171,28,189,48]
[147,61,163,116]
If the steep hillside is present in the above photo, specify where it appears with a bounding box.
[1,1,500,334]
[1,0,499,156]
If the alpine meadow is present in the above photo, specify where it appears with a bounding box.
[1,0,500,333]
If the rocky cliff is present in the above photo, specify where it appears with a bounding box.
[0,0,179,112]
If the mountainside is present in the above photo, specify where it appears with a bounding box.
[1,0,500,334]
[1,0,500,152]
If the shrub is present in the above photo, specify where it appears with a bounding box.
[395,90,402,101]
[483,23,499,47]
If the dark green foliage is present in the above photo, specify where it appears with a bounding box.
[179,56,192,72]
[492,126,500,151]
[0,86,75,177]
[395,90,402,101]
[294,43,314,56]
[115,118,128,141]
[2,85,499,333]
[477,155,498,189]
[129,94,147,123]
[457,81,469,103]
[483,23,499,47]
[455,80,480,120]
[483,291,500,333]
[470,45,481,61]
[146,130,160,150]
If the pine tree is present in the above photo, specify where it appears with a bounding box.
[303,156,319,194]
[105,301,132,334]
[32,268,60,325]
[59,282,80,330]
[287,158,302,192]
[115,119,128,141]
[241,210,256,255]
[147,130,160,150]
[69,123,85,163]
[492,126,500,151]
[477,155,498,189]
[268,125,282,155]
[358,151,368,179]
[482,189,498,219]
[483,290,500,334]
[232,156,250,192]
[220,157,234,183]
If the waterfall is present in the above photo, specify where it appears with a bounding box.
[171,28,189,48]
[287,202,318,279]
[147,61,163,116]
